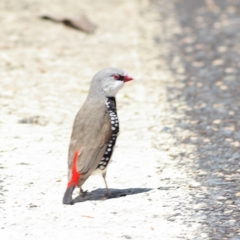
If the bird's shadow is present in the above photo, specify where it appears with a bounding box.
[73,187,152,203]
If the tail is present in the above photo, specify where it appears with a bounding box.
[63,151,80,205]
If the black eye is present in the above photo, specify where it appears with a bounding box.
[113,74,124,81]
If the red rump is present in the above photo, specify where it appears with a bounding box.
[67,151,80,188]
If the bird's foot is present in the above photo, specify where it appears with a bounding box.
[79,189,88,197]
[101,191,110,201]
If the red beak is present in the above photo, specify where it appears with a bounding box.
[123,73,134,82]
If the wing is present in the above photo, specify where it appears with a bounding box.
[67,99,112,185]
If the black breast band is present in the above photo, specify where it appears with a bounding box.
[96,97,119,171]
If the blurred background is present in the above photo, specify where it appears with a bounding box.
[1,0,240,239]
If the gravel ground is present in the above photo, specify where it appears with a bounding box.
[1,0,240,239]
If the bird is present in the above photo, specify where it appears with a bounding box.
[63,67,133,205]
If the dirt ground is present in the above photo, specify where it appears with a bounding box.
[1,0,240,239]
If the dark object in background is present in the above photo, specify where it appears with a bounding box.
[39,13,97,34]
[18,116,48,126]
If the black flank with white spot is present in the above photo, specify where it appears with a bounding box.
[96,97,119,170]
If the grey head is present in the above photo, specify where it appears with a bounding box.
[87,67,133,100]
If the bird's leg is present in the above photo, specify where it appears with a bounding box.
[102,172,110,198]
